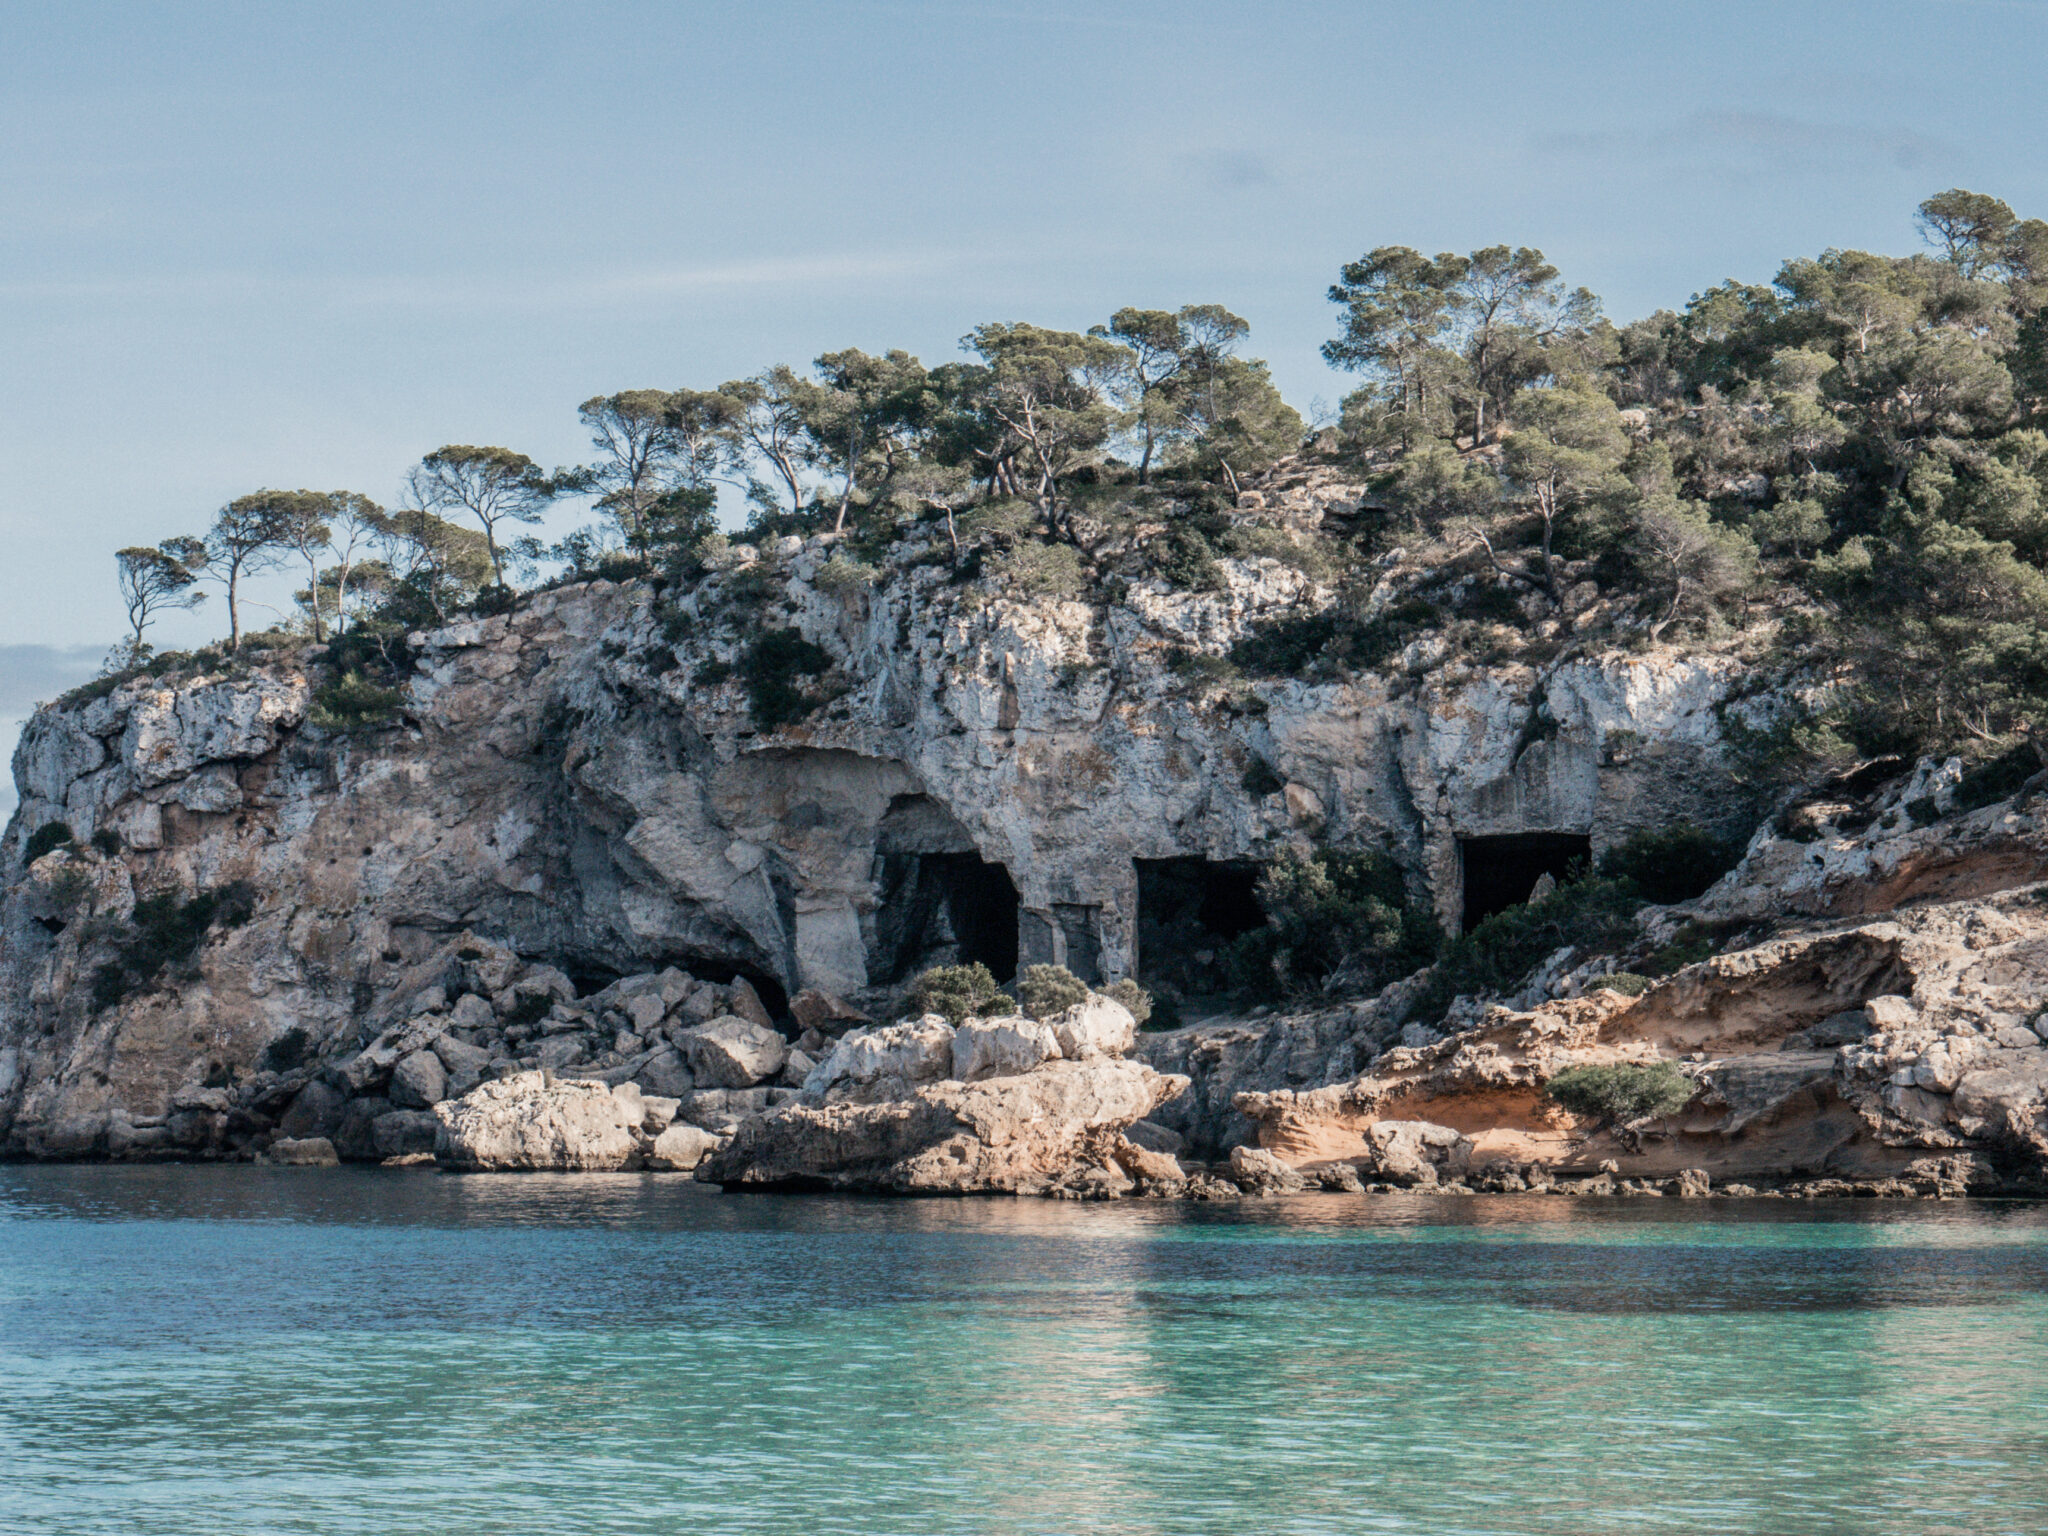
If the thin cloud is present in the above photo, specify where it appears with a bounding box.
[0,250,970,309]
[1179,148,1282,191]
[1540,110,1951,172]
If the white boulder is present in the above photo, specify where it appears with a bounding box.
[433,1071,644,1170]
[1048,996,1136,1061]
[951,1016,1060,1082]
[804,1015,957,1096]
[676,1016,788,1088]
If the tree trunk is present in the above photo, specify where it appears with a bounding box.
[304,553,325,642]
[226,562,241,652]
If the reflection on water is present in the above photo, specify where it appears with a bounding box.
[4,1166,2048,1536]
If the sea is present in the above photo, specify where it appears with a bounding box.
[3,1166,2046,1535]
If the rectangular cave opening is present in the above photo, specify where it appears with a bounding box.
[871,851,1021,984]
[1134,857,1266,1003]
[1459,833,1592,929]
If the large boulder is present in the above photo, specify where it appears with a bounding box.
[432,1072,644,1171]
[634,1048,695,1099]
[677,1017,788,1089]
[1230,1144,1306,1193]
[804,1015,956,1096]
[647,1122,723,1171]
[372,1109,441,1160]
[952,1017,1060,1082]
[389,1049,448,1109]
[1048,996,1136,1061]
[277,1079,345,1141]
[700,1057,1188,1194]
[1360,1120,1473,1188]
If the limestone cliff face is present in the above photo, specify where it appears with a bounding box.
[0,514,1750,1158]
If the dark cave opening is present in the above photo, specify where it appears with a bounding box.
[1459,833,1592,929]
[871,851,1021,984]
[1134,857,1266,1000]
[684,959,791,1022]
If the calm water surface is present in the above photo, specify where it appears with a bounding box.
[3,1168,2047,1536]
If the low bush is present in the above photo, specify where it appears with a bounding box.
[310,671,404,733]
[1545,1061,1694,1124]
[24,822,74,862]
[1240,755,1285,796]
[742,629,835,727]
[1015,963,1090,1020]
[812,554,881,595]
[1950,739,2044,816]
[470,584,520,617]
[1103,977,1153,1026]
[90,828,122,856]
[1584,972,1653,996]
[1410,876,1643,1022]
[1228,848,1439,1002]
[1596,823,1741,905]
[92,880,257,1012]
[1152,527,1224,591]
[993,542,1088,599]
[910,962,1004,1025]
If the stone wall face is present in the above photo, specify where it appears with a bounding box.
[0,543,1750,1155]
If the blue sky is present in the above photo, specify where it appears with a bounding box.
[4,0,2047,806]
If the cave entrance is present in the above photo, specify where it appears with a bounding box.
[1134,858,1265,1001]
[683,960,791,1022]
[1459,833,1591,929]
[871,852,1021,984]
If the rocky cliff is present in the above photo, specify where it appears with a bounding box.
[0,472,1768,1167]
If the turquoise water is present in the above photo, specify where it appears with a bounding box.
[3,1171,2047,1536]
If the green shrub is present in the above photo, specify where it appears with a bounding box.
[1585,972,1652,996]
[910,962,1004,1025]
[1152,528,1224,591]
[1241,755,1285,796]
[1103,977,1153,1026]
[695,659,734,687]
[1545,1061,1695,1124]
[1015,963,1090,1020]
[1460,582,1526,624]
[1228,848,1439,1001]
[24,822,74,862]
[90,828,122,856]
[1950,739,2043,815]
[92,880,257,1012]
[470,584,520,617]
[742,629,834,727]
[1228,598,1431,680]
[812,554,881,595]
[1596,823,1741,905]
[993,542,1087,599]
[310,671,404,733]
[1230,612,1337,677]
[1411,876,1643,1022]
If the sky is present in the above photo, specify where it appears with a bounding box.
[5,0,2048,811]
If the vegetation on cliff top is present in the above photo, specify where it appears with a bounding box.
[83,187,2048,773]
